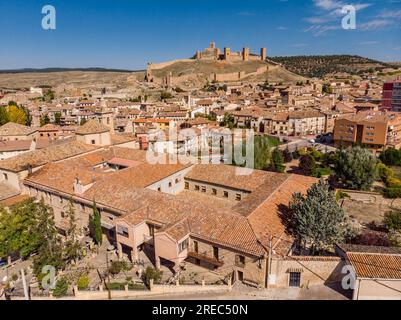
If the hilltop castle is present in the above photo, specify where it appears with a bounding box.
[195,41,267,62]
[145,42,269,86]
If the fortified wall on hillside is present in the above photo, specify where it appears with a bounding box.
[145,42,269,86]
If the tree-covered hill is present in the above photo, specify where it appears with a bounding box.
[269,55,396,78]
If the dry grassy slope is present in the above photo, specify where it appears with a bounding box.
[152,59,306,83]
[0,71,145,91]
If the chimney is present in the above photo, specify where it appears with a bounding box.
[73,178,83,195]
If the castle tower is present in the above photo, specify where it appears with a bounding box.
[261,48,267,61]
[243,47,250,61]
[214,48,221,60]
[210,41,216,49]
[196,50,202,60]
[146,63,153,82]
[224,47,231,61]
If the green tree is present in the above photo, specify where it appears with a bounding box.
[253,136,272,170]
[53,278,69,297]
[299,154,316,176]
[54,112,62,125]
[89,202,102,245]
[282,146,293,163]
[379,148,401,166]
[40,115,50,127]
[384,211,401,232]
[80,118,88,126]
[333,146,377,190]
[32,200,65,277]
[270,148,285,173]
[63,202,82,264]
[0,107,10,125]
[222,113,235,129]
[160,91,173,100]
[0,200,41,259]
[289,180,349,254]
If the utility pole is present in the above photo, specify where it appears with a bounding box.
[105,252,111,300]
[20,269,29,300]
[266,236,273,290]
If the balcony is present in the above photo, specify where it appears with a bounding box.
[187,251,224,267]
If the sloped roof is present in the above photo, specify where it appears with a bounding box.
[0,122,37,136]
[75,120,110,135]
[0,140,98,172]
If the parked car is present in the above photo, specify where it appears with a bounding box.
[0,259,7,268]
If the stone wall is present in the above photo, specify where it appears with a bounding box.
[188,237,267,287]
[272,256,344,288]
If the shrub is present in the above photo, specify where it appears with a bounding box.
[108,260,132,275]
[128,283,146,290]
[351,230,390,247]
[384,211,401,232]
[385,177,401,188]
[383,187,401,199]
[106,282,125,290]
[53,278,69,298]
[377,163,394,183]
[141,267,163,287]
[336,190,350,201]
[77,276,89,290]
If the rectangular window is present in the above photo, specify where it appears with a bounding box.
[212,188,217,195]
[213,246,219,260]
[201,186,206,193]
[178,238,189,253]
[169,181,172,187]
[149,224,155,237]
[185,182,189,190]
[195,185,200,191]
[289,272,301,287]
[3,173,8,180]
[91,140,96,145]
[193,240,199,253]
[235,255,246,267]
[223,191,229,198]
[117,225,129,237]
[236,194,242,201]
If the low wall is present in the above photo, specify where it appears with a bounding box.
[338,189,382,204]
[273,256,344,288]
[4,280,231,300]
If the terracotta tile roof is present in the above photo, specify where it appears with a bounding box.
[75,120,110,135]
[246,175,318,253]
[0,140,98,172]
[38,124,61,132]
[0,140,32,152]
[0,122,37,136]
[338,244,401,255]
[347,252,401,279]
[185,164,276,192]
[0,194,31,207]
[0,181,20,201]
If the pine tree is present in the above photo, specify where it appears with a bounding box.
[90,201,102,245]
[333,146,377,190]
[289,180,349,254]
[64,201,82,264]
[32,200,65,277]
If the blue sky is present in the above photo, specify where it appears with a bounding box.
[0,0,400,70]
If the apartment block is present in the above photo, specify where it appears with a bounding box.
[333,111,401,151]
